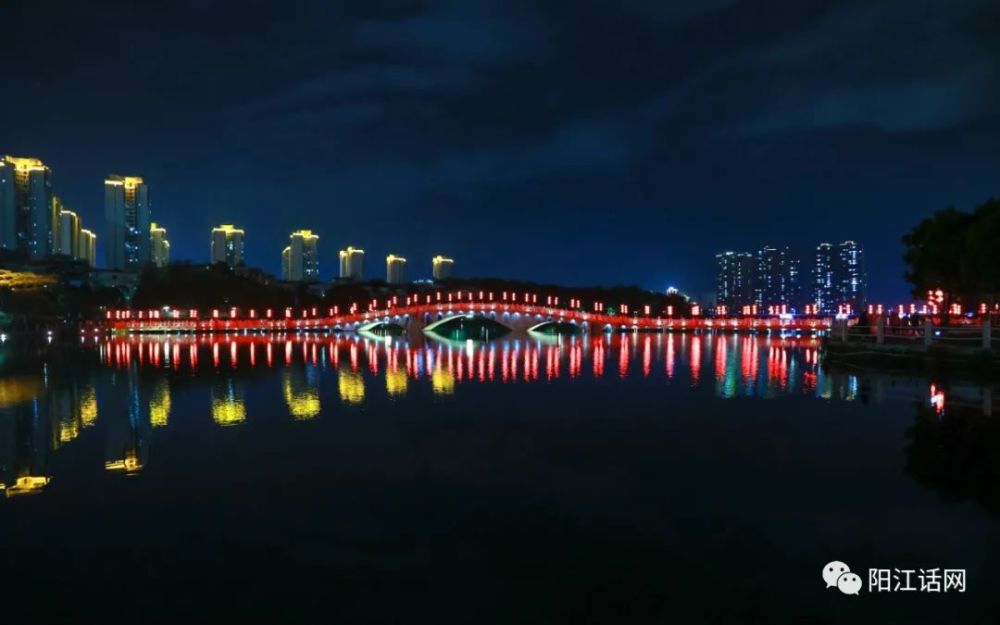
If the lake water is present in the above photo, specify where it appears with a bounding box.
[1,332,997,623]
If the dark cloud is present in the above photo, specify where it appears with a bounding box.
[2,0,998,299]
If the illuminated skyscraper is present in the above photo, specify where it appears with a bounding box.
[150,222,170,268]
[386,254,406,284]
[79,229,97,267]
[338,246,364,280]
[104,175,150,270]
[814,243,836,313]
[715,251,755,311]
[432,255,454,280]
[812,241,866,313]
[1,155,54,258]
[755,245,802,310]
[282,230,319,282]
[211,224,244,267]
[836,240,866,312]
[55,203,81,258]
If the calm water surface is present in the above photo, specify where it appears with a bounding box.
[1,332,998,624]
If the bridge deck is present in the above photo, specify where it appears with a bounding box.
[93,303,833,334]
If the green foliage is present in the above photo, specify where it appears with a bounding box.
[902,198,1000,305]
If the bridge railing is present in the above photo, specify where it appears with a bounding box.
[90,302,835,334]
[832,316,997,352]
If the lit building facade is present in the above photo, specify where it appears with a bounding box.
[211,224,244,267]
[386,254,406,284]
[282,230,319,282]
[432,255,454,280]
[56,204,81,258]
[1,156,54,258]
[79,229,97,267]
[814,243,836,313]
[755,245,802,310]
[150,222,170,268]
[339,246,364,280]
[104,175,150,270]
[836,240,866,312]
[811,240,866,313]
[715,251,756,311]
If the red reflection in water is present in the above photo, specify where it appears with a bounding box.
[930,384,946,415]
[802,371,817,392]
[767,347,789,390]
[569,341,582,378]
[665,334,674,379]
[593,340,605,378]
[619,336,629,378]
[92,335,829,400]
[642,336,652,378]
[690,336,701,385]
[714,336,726,383]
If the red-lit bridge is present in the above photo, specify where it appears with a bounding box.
[94,301,833,335]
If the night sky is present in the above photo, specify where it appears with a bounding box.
[2,0,998,301]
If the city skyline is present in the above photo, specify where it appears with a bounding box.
[716,240,866,314]
[0,152,878,293]
[4,2,997,301]
[0,150,891,292]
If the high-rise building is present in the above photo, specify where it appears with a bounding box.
[282,230,319,282]
[1,156,54,258]
[0,159,11,250]
[338,246,364,280]
[715,251,756,311]
[56,205,81,258]
[755,245,802,311]
[836,240,866,312]
[813,243,836,313]
[104,175,150,270]
[812,241,866,313]
[79,229,97,267]
[386,254,406,284]
[432,255,454,280]
[210,224,244,268]
[150,222,170,268]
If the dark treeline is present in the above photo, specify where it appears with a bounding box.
[130,264,692,316]
[132,263,320,310]
[3,261,692,327]
[903,197,1000,311]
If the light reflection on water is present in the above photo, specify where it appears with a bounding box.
[0,333,989,499]
[93,333,841,399]
[4,332,1000,624]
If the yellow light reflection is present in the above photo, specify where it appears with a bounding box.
[212,381,246,426]
[385,369,408,397]
[59,421,79,444]
[149,381,171,427]
[105,449,142,474]
[4,475,51,497]
[79,387,98,427]
[0,376,42,408]
[212,397,246,426]
[338,369,365,404]
[432,369,455,396]
[283,373,320,420]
